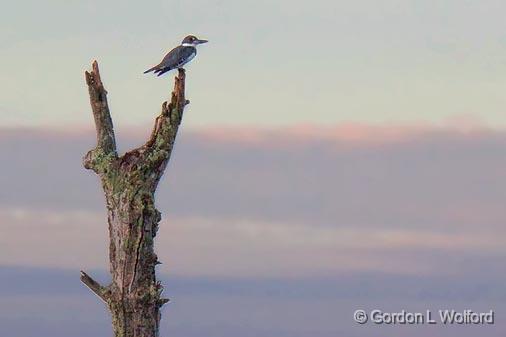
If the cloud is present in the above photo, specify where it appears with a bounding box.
[190,120,503,150]
[2,125,505,229]
[1,125,506,336]
[1,124,505,278]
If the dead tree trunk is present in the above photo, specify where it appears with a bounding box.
[80,61,188,337]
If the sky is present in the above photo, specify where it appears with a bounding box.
[1,1,506,337]
[2,0,506,128]
[1,127,506,336]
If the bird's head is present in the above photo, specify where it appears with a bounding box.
[181,35,208,47]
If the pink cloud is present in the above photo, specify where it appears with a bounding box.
[0,120,497,149]
[190,122,496,149]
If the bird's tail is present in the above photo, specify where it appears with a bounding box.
[143,65,159,74]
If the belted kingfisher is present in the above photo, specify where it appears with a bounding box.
[144,35,208,77]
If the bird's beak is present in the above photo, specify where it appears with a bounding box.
[196,39,208,44]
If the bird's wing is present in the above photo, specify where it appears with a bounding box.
[144,46,182,73]
[144,46,196,74]
[159,46,196,70]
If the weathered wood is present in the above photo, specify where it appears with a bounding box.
[80,271,110,303]
[83,60,118,172]
[81,61,188,337]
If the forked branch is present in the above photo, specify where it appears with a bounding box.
[117,69,189,189]
[83,61,118,172]
[145,68,188,152]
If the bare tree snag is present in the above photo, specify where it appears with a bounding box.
[81,60,188,337]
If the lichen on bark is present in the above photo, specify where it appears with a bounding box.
[80,61,188,337]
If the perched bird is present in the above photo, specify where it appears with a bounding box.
[144,35,208,77]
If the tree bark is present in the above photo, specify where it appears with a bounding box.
[80,61,188,337]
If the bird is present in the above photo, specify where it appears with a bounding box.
[144,35,208,77]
